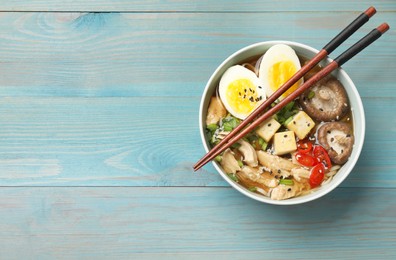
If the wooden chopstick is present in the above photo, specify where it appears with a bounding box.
[193,7,377,171]
[193,20,389,171]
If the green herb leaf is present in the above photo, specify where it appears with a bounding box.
[206,123,218,132]
[248,187,257,192]
[308,90,315,99]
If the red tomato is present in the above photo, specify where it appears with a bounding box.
[295,152,318,167]
[297,139,313,154]
[313,145,332,170]
[310,163,325,188]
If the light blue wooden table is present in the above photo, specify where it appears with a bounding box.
[0,1,395,259]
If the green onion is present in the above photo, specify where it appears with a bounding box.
[227,173,239,182]
[279,179,294,185]
[223,125,233,132]
[206,123,218,132]
[258,137,265,146]
[261,141,268,151]
[284,116,294,126]
[308,90,315,99]
[248,187,257,192]
[215,155,222,162]
[237,160,244,168]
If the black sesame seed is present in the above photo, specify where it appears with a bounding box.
[288,188,292,192]
[277,169,281,173]
[249,88,253,92]
[346,134,351,137]
[244,89,247,93]
[284,134,288,138]
[249,97,254,102]
[243,94,246,98]
[239,92,241,96]
[319,108,324,111]
[307,123,310,127]
[293,121,296,125]
[331,137,334,142]
[258,86,262,89]
[341,149,344,153]
[259,96,263,100]
[268,123,272,127]
[327,130,331,134]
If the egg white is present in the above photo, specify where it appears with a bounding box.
[258,44,303,100]
[219,65,266,120]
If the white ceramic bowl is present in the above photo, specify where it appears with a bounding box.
[199,41,365,205]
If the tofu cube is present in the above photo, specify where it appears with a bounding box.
[273,131,297,155]
[286,111,315,140]
[255,118,281,142]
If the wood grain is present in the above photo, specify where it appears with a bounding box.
[0,187,395,259]
[0,97,394,187]
[0,1,395,258]
[0,0,395,12]
[0,12,394,98]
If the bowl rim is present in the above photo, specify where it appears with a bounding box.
[198,40,365,205]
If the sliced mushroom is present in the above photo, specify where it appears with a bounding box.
[220,149,241,174]
[317,122,354,164]
[206,96,227,125]
[299,76,349,121]
[237,166,278,188]
[237,140,258,167]
[270,181,306,200]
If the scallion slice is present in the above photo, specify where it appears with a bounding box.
[279,179,294,185]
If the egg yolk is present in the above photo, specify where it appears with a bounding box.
[226,79,260,116]
[268,60,301,98]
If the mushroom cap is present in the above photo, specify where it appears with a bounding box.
[317,122,354,165]
[299,76,349,122]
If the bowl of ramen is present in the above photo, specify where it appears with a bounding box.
[199,41,365,205]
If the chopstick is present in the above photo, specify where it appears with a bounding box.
[194,16,388,171]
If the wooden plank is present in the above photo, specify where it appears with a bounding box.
[0,12,394,98]
[0,96,394,187]
[0,0,395,12]
[0,187,395,259]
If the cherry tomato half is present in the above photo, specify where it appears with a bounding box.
[310,163,325,188]
[313,145,332,170]
[295,152,318,167]
[297,139,313,154]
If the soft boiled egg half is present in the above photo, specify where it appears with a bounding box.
[259,44,303,100]
[219,65,266,120]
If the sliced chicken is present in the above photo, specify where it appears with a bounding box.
[237,140,258,167]
[206,96,227,125]
[257,150,299,178]
[237,166,278,188]
[220,149,241,174]
[270,181,306,200]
